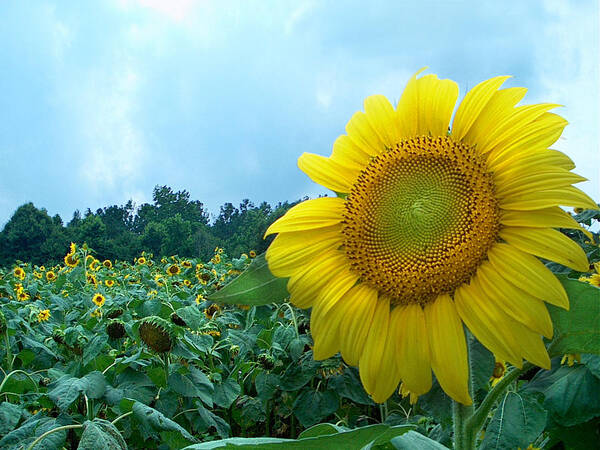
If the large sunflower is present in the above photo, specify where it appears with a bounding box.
[264,70,596,405]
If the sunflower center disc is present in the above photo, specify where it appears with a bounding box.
[342,136,500,305]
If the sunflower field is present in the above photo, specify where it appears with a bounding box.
[0,207,598,450]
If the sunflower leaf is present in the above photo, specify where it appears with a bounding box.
[547,275,600,356]
[208,253,289,305]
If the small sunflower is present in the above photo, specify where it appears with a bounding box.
[137,257,147,265]
[154,274,165,286]
[17,290,30,301]
[167,264,181,276]
[490,360,507,387]
[64,252,79,268]
[102,260,113,269]
[45,271,57,282]
[212,254,221,264]
[579,262,600,288]
[182,261,193,269]
[91,308,102,318]
[204,303,221,319]
[92,293,106,307]
[13,267,25,280]
[105,279,115,287]
[264,70,596,405]
[249,250,257,258]
[183,279,192,287]
[69,242,76,253]
[37,309,51,322]
[87,274,98,286]
[195,294,205,305]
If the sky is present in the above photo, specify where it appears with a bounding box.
[0,0,598,227]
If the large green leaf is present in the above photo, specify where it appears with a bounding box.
[213,378,241,409]
[480,391,547,450]
[548,276,600,356]
[132,401,197,443]
[183,424,413,449]
[208,253,289,305]
[391,430,449,449]
[292,390,340,427]
[77,419,127,450]
[0,402,22,435]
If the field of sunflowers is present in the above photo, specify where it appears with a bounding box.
[0,208,599,450]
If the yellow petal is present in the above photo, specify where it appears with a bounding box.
[476,262,553,338]
[511,321,551,369]
[486,112,567,166]
[397,71,459,137]
[364,95,402,148]
[425,294,472,405]
[394,304,432,395]
[452,76,511,140]
[500,207,593,241]
[463,87,527,153]
[454,278,522,366]
[345,110,388,156]
[286,250,349,309]
[500,227,589,272]
[330,134,372,171]
[359,296,390,394]
[339,284,378,366]
[496,168,587,199]
[499,186,598,211]
[312,269,359,322]
[298,153,359,193]
[490,148,575,173]
[486,243,568,309]
[264,197,345,236]
[311,300,345,360]
[370,326,402,404]
[266,226,342,277]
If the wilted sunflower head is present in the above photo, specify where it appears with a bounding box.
[106,320,126,339]
[139,316,174,353]
[264,69,596,405]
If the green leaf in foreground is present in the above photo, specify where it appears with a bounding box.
[132,401,197,444]
[208,253,289,305]
[77,419,127,450]
[480,392,546,450]
[391,430,450,449]
[548,275,600,356]
[183,423,414,449]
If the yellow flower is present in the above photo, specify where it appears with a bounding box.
[13,267,25,280]
[204,303,221,319]
[183,279,191,287]
[195,294,205,304]
[264,70,596,405]
[69,242,76,254]
[560,353,580,366]
[33,271,42,279]
[579,262,600,287]
[182,261,193,269]
[249,250,257,258]
[92,293,106,307]
[64,252,79,268]
[87,274,98,286]
[46,271,57,282]
[196,263,204,270]
[167,264,180,276]
[88,259,100,271]
[102,260,113,269]
[212,254,221,264]
[490,360,507,387]
[37,309,51,322]
[105,279,115,287]
[137,257,146,265]
[154,274,165,286]
[39,266,46,271]
[148,290,158,297]
[91,308,102,318]
[17,290,30,301]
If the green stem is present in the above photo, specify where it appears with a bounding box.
[464,362,532,442]
[163,354,170,379]
[4,329,12,373]
[452,334,475,450]
[284,303,299,338]
[265,399,271,437]
[111,411,133,425]
[0,369,39,395]
[26,424,83,450]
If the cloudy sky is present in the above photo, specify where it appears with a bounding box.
[0,0,598,226]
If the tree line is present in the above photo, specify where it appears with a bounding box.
[0,185,305,266]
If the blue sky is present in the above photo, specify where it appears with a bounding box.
[0,0,598,226]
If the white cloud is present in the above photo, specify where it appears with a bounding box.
[73,65,147,197]
[284,1,316,35]
[533,0,599,199]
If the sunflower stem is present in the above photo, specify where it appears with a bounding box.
[452,332,475,450]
